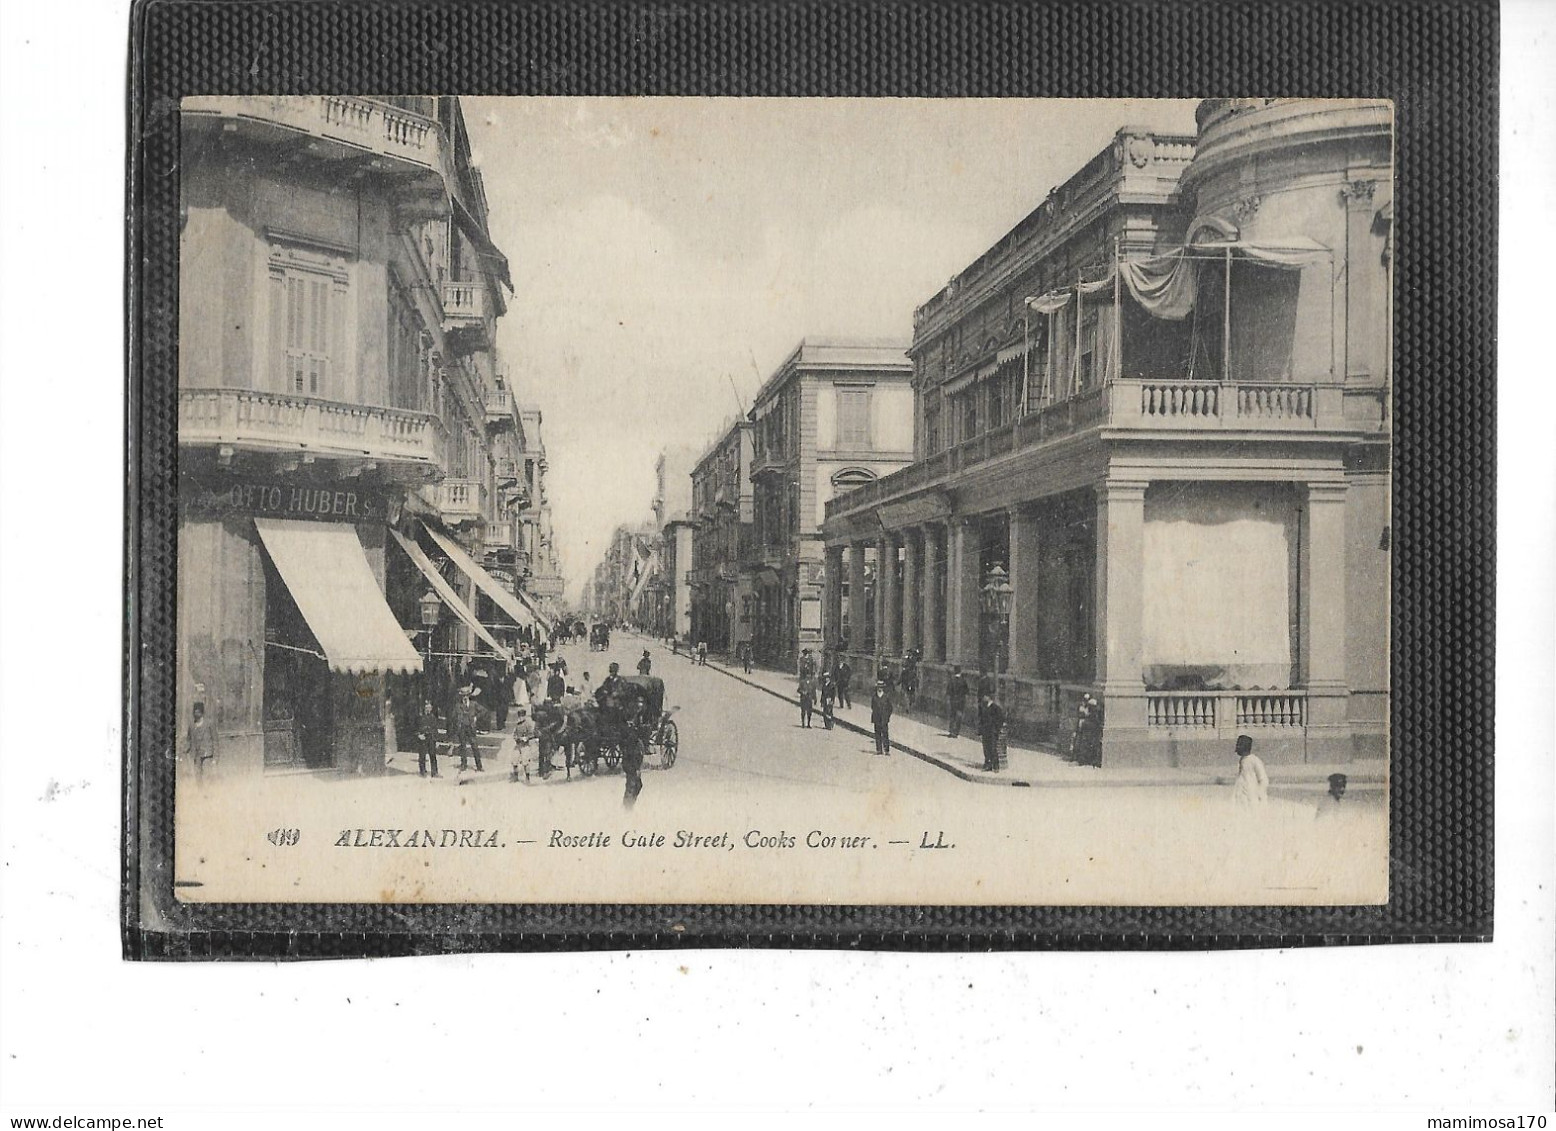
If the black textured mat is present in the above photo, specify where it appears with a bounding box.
[125,0,1496,957]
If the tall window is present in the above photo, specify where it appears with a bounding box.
[960,390,978,442]
[836,387,872,448]
[387,280,422,409]
[271,267,336,397]
[924,402,942,454]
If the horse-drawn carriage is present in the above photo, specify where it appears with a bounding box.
[535,675,677,778]
[588,622,611,651]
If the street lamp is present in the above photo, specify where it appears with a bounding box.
[418,588,444,671]
[980,563,1013,675]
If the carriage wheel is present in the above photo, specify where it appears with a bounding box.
[657,721,678,769]
[576,747,597,776]
[603,743,623,773]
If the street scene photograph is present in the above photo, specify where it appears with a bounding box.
[172,95,1392,905]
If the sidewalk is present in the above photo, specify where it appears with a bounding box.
[652,635,1386,791]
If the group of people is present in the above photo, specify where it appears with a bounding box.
[792,648,1008,771]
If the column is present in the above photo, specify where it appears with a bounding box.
[881,532,901,657]
[1094,479,1148,734]
[947,517,983,666]
[921,524,944,662]
[823,544,844,650]
[1301,480,1351,744]
[846,541,868,654]
[873,533,890,656]
[1007,505,1041,676]
[900,528,922,655]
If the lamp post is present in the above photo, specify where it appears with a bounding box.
[980,563,1013,676]
[418,588,444,680]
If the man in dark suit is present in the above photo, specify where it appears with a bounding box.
[980,693,1006,772]
[946,666,969,738]
[836,657,853,709]
[870,679,893,756]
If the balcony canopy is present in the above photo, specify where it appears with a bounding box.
[253,518,423,675]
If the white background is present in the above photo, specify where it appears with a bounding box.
[1,1,1551,1124]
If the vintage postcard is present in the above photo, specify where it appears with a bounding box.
[170,95,1392,907]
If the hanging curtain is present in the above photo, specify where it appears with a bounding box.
[1025,292,1071,405]
[1119,250,1197,319]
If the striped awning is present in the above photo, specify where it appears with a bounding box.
[422,523,554,633]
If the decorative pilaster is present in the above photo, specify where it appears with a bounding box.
[1094,479,1149,731]
[1301,480,1352,742]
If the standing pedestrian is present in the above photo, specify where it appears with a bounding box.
[980,692,1006,771]
[1231,734,1269,807]
[975,667,996,736]
[414,699,442,778]
[637,649,652,675]
[901,650,920,711]
[546,662,566,702]
[492,663,510,731]
[818,669,836,730]
[741,641,753,674]
[836,656,853,709]
[878,659,897,707]
[450,685,483,772]
[798,675,816,729]
[186,698,215,779]
[870,679,894,755]
[946,665,969,737]
[798,647,817,681]
[1316,773,1348,820]
[696,639,708,666]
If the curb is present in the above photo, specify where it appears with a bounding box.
[675,644,1386,791]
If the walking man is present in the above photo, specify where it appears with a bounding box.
[870,679,894,755]
[836,656,853,709]
[901,649,920,711]
[741,641,753,674]
[818,669,836,730]
[798,674,816,729]
[946,665,969,738]
[1231,734,1269,808]
[637,649,653,676]
[696,639,708,666]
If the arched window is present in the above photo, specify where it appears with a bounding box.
[831,467,877,493]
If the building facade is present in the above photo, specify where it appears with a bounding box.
[688,419,754,652]
[515,405,565,605]
[746,341,913,670]
[647,445,700,639]
[822,101,1393,767]
[177,95,530,776]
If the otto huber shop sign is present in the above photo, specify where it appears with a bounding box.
[182,474,392,524]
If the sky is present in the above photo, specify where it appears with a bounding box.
[464,97,1201,602]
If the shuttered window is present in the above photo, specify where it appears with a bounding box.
[271,266,336,397]
[836,388,872,449]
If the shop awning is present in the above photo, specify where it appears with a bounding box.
[253,518,423,675]
[390,529,513,662]
[422,523,554,633]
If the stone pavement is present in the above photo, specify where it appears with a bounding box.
[642,634,1386,791]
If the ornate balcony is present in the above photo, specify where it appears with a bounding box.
[827,376,1383,527]
[485,386,515,428]
[181,96,449,218]
[437,477,487,523]
[484,520,516,551]
[441,280,490,354]
[178,387,442,476]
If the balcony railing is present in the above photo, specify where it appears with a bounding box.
[179,388,442,470]
[437,477,487,521]
[827,376,1353,522]
[484,520,515,550]
[183,96,442,179]
[1145,690,1307,730]
[485,386,514,425]
[442,280,486,324]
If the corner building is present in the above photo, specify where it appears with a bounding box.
[745,340,913,670]
[177,96,532,775]
[822,101,1393,766]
